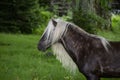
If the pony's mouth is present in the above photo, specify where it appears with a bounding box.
[37,44,46,52]
[37,43,51,52]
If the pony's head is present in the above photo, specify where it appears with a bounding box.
[38,19,68,51]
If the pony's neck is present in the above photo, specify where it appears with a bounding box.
[61,25,88,64]
[61,24,111,66]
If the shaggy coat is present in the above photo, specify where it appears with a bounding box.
[38,19,120,80]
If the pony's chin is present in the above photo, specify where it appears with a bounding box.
[37,46,46,52]
[40,48,46,52]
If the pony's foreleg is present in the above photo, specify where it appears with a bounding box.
[86,74,100,80]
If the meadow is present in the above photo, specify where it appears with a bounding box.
[0,33,83,80]
[0,15,120,80]
[0,31,120,80]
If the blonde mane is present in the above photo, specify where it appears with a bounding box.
[52,19,68,44]
[52,43,77,73]
[45,19,110,73]
[51,19,77,73]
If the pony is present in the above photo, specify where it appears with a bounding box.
[37,19,120,80]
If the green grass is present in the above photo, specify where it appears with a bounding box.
[0,15,120,80]
[0,33,85,80]
[97,30,120,41]
[0,32,120,80]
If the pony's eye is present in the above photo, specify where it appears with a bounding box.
[43,36,47,41]
[44,37,47,40]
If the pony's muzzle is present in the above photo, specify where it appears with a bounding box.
[37,43,46,51]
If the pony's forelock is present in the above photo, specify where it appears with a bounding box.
[41,19,69,44]
[52,19,68,44]
[46,20,55,40]
[41,19,54,40]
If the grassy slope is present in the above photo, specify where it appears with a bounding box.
[0,33,84,80]
[0,32,120,80]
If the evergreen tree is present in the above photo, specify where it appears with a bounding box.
[13,0,40,34]
[0,0,40,34]
[0,0,18,33]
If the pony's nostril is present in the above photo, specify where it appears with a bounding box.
[37,43,46,51]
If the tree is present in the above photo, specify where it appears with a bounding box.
[0,0,41,34]
[13,0,41,34]
[72,0,112,33]
[0,0,19,33]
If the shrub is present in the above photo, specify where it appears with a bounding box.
[112,14,120,33]
[33,8,53,35]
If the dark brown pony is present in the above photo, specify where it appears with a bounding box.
[38,19,120,80]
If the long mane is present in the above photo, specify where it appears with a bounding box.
[42,19,68,44]
[52,19,69,44]
[52,43,77,73]
[51,19,110,72]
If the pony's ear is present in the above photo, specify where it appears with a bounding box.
[52,19,57,27]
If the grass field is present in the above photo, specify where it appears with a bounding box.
[0,33,83,80]
[0,32,120,80]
